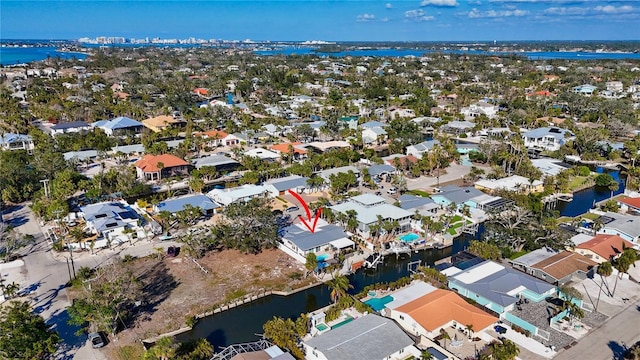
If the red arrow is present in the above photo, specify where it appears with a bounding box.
[288,189,323,233]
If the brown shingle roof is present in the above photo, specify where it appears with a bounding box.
[531,251,597,281]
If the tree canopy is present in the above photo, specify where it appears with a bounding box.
[0,301,60,359]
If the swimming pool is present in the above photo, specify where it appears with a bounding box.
[364,295,394,312]
[399,233,420,242]
[331,316,354,329]
[316,323,328,331]
[316,254,330,261]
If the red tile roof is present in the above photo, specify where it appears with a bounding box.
[135,154,189,173]
[196,130,229,139]
[396,289,498,332]
[618,196,640,210]
[270,142,307,154]
[577,234,634,260]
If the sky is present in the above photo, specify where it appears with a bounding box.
[1,0,639,41]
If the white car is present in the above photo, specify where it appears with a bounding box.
[387,187,397,195]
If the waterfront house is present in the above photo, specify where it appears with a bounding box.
[430,185,484,209]
[207,185,268,207]
[278,220,354,263]
[389,288,498,340]
[263,175,309,197]
[154,194,220,216]
[50,121,92,136]
[596,212,640,245]
[134,154,190,181]
[93,116,144,137]
[475,175,544,194]
[522,127,575,152]
[329,194,413,241]
[571,234,635,263]
[397,194,439,218]
[510,248,597,285]
[405,140,440,159]
[303,314,421,360]
[617,196,640,214]
[142,115,185,133]
[447,260,556,339]
[0,133,34,152]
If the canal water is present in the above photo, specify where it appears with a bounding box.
[177,236,473,349]
[556,168,626,217]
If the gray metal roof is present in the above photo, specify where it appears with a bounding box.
[156,194,219,214]
[523,127,574,141]
[264,175,309,192]
[192,154,239,169]
[281,223,349,251]
[601,212,640,237]
[510,247,557,267]
[450,261,554,307]
[51,121,89,130]
[367,164,395,177]
[304,314,415,360]
[437,186,484,205]
[398,194,435,210]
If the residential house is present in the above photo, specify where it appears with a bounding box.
[303,314,421,360]
[383,154,418,169]
[269,142,308,161]
[362,126,388,145]
[367,164,396,179]
[196,130,231,147]
[207,184,268,207]
[134,154,190,181]
[522,127,575,152]
[397,194,439,221]
[572,84,597,95]
[192,154,241,172]
[441,120,475,136]
[595,212,640,244]
[0,133,34,151]
[617,196,640,214]
[405,140,440,159]
[475,175,544,194]
[530,158,572,177]
[460,101,499,119]
[511,248,597,285]
[279,220,354,263]
[330,194,413,241]
[606,81,624,93]
[317,166,360,184]
[244,148,281,162]
[154,194,220,216]
[571,234,635,263]
[306,141,352,153]
[447,260,556,339]
[431,185,484,209]
[63,150,99,163]
[390,288,498,340]
[93,116,145,136]
[229,345,295,360]
[80,201,142,245]
[142,115,185,133]
[50,121,92,136]
[263,175,309,197]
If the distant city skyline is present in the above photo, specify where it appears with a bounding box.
[1,1,639,41]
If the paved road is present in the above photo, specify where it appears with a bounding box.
[553,299,640,360]
[3,204,180,360]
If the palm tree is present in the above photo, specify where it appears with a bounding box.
[490,339,520,360]
[608,180,619,199]
[466,324,474,339]
[420,350,433,360]
[612,248,637,297]
[439,328,451,350]
[596,261,613,310]
[327,275,353,303]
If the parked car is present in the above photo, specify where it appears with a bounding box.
[88,332,106,348]
[286,206,299,213]
[387,187,397,195]
[375,191,382,196]
[494,325,507,334]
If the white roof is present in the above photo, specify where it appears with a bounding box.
[331,202,413,225]
[385,282,437,309]
[571,233,595,246]
[207,185,267,206]
[330,238,355,249]
[244,148,280,160]
[441,267,463,277]
[453,261,504,284]
[475,175,542,192]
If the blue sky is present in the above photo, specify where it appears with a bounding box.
[1,1,639,41]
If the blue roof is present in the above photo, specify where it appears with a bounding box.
[263,175,309,192]
[0,133,32,145]
[98,116,143,130]
[281,223,349,251]
[367,164,395,177]
[361,121,384,129]
[156,194,219,214]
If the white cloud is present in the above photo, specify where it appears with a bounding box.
[421,0,459,6]
[594,5,633,14]
[467,7,528,17]
[468,0,482,4]
[356,13,376,22]
[543,6,588,15]
[405,9,436,21]
[386,3,393,9]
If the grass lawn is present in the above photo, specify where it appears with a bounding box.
[580,212,600,220]
[406,189,431,198]
[567,176,593,191]
[509,250,529,260]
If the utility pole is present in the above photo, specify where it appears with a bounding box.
[40,179,50,199]
[53,209,75,279]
